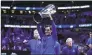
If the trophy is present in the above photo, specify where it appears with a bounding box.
[39,4,56,18]
[33,4,56,24]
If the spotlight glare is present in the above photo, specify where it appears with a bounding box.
[13,7,16,9]
[1,6,10,9]
[28,11,31,14]
[4,25,37,28]
[65,16,66,18]
[70,25,73,28]
[58,5,90,9]
[42,2,44,4]
[33,7,36,10]
[3,10,6,13]
[26,7,30,10]
[62,11,64,12]
[32,11,36,14]
[20,10,23,14]
[25,11,27,13]
[11,16,13,18]
[12,10,15,13]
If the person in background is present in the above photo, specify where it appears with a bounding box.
[86,32,92,47]
[23,29,42,55]
[79,32,88,45]
[86,32,92,55]
[87,44,92,55]
[62,38,79,55]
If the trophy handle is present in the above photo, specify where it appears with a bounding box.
[33,15,43,24]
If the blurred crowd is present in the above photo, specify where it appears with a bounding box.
[1,27,92,55]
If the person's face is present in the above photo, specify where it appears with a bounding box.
[34,29,40,39]
[45,27,52,36]
[66,41,73,47]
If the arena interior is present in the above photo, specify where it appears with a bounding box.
[1,1,92,55]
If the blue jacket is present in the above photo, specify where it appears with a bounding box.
[37,20,60,54]
[86,38,92,45]
[62,45,79,55]
[26,39,42,54]
[54,41,61,55]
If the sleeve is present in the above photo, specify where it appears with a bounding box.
[58,43,61,55]
[55,42,61,55]
[37,23,44,40]
[51,20,57,41]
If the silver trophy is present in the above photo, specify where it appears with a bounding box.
[39,4,56,18]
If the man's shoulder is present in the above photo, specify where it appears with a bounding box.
[87,38,92,42]
[62,46,68,50]
[29,39,35,42]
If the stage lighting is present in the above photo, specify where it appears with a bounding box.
[25,11,27,13]
[32,11,36,14]
[11,52,17,55]
[1,53,7,55]
[11,10,15,13]
[58,5,90,9]
[3,10,6,13]
[33,7,36,10]
[4,25,37,28]
[11,16,13,18]
[1,6,10,9]
[81,5,90,8]
[28,11,31,14]
[30,26,37,28]
[65,16,66,18]
[26,7,30,10]
[70,25,73,28]
[20,10,23,14]
[62,11,64,12]
[42,2,44,4]
[13,7,16,9]
[75,28,79,32]
[79,24,92,27]
[58,25,62,28]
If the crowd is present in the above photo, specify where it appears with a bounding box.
[1,24,92,55]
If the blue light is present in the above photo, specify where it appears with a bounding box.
[79,24,92,27]
[12,7,43,10]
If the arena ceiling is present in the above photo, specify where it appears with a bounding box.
[1,1,92,7]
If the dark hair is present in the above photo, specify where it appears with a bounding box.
[45,25,52,30]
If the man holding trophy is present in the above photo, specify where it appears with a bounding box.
[33,4,61,55]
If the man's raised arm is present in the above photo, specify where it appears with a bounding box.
[49,14,57,41]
